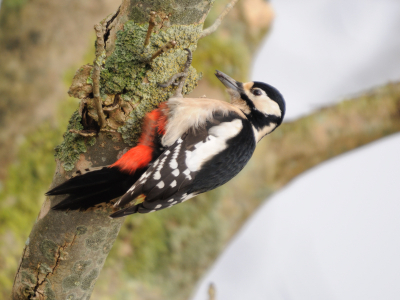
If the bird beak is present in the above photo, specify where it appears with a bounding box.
[215,70,242,93]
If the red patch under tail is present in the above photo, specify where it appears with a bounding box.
[111,103,169,174]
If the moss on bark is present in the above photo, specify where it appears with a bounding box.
[5,0,400,299]
[102,22,202,145]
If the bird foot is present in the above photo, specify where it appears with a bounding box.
[158,48,192,98]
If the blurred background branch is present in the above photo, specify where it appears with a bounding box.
[200,0,239,38]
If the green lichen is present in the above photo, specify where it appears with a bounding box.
[85,229,107,251]
[44,280,56,300]
[54,111,87,171]
[86,70,93,85]
[170,8,205,25]
[102,242,113,255]
[39,263,52,274]
[39,239,58,263]
[87,137,96,147]
[107,224,120,239]
[21,284,34,298]
[66,293,76,300]
[21,270,36,285]
[76,225,88,236]
[59,248,69,260]
[128,1,174,23]
[128,0,213,25]
[73,260,92,276]
[101,21,202,145]
[81,269,99,291]
[54,22,203,169]
[63,260,98,293]
[62,274,81,290]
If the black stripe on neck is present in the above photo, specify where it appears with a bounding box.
[238,91,280,130]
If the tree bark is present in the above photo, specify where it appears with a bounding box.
[12,1,214,299]
[10,0,400,299]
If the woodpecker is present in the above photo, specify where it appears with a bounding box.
[48,50,285,218]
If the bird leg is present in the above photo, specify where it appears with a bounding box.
[157,72,186,87]
[142,12,192,97]
[158,48,192,98]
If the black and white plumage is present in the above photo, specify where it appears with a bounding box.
[110,110,255,216]
[109,71,285,217]
[48,61,286,218]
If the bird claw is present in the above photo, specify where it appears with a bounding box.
[158,73,186,88]
[158,49,193,98]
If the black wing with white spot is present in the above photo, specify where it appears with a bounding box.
[110,111,254,218]
[112,131,205,215]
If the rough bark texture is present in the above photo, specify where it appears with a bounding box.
[12,135,128,300]
[12,0,214,299]
[7,0,400,299]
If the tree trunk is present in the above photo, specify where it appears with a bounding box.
[9,0,400,299]
[12,1,214,299]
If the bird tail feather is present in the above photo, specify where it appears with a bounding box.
[48,167,144,210]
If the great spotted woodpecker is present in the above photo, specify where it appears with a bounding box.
[48,50,286,218]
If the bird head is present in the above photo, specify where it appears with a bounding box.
[215,70,286,141]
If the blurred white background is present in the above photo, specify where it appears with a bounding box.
[192,0,400,299]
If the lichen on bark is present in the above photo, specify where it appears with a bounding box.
[54,112,87,171]
[54,21,204,170]
[101,21,203,145]
[127,0,215,25]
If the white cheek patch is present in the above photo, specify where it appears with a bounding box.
[253,96,281,117]
[244,90,281,118]
[185,119,243,172]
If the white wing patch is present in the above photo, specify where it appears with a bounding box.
[156,181,165,189]
[162,97,246,146]
[185,119,243,172]
[153,155,169,180]
[169,143,181,169]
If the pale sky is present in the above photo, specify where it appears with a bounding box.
[192,0,400,299]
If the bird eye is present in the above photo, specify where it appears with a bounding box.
[252,89,262,96]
